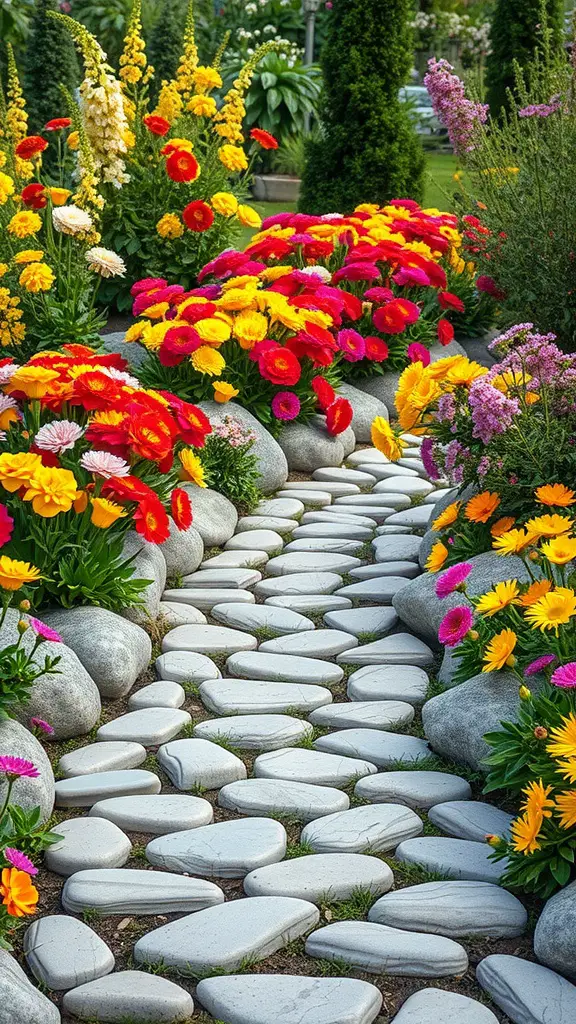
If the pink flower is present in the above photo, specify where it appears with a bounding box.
[4,848,37,875]
[28,618,62,643]
[364,287,394,303]
[271,391,301,421]
[30,717,55,735]
[435,562,473,599]
[0,504,13,548]
[406,342,431,366]
[393,266,431,287]
[34,420,85,453]
[0,364,20,385]
[0,756,39,779]
[80,450,130,479]
[337,328,366,362]
[523,654,557,677]
[551,662,576,688]
[106,367,141,388]
[438,605,474,647]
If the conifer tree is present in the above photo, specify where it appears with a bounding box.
[486,0,564,115]
[24,0,79,133]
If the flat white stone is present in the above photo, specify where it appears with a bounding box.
[165,588,256,612]
[309,701,414,731]
[324,607,398,638]
[211,602,315,636]
[161,624,257,655]
[244,853,393,902]
[314,729,430,766]
[285,481,361,497]
[335,495,397,509]
[266,552,362,576]
[398,457,428,475]
[301,511,377,528]
[134,896,319,972]
[199,549,270,569]
[370,880,528,938]
[218,778,350,823]
[58,741,146,779]
[360,463,419,480]
[313,467,377,486]
[324,505,393,523]
[194,714,313,751]
[158,601,207,626]
[285,537,366,555]
[157,737,246,790]
[401,433,423,446]
[155,650,220,683]
[277,488,333,507]
[225,529,285,554]
[181,567,261,589]
[63,972,194,1023]
[355,771,472,810]
[339,634,434,667]
[254,747,377,789]
[97,708,191,746]
[226,651,344,686]
[293,523,373,540]
[24,915,114,991]
[377,526,414,536]
[195,974,383,1024]
[375,477,434,497]
[392,988,499,1023]
[349,561,421,580]
[266,594,353,613]
[386,506,434,528]
[128,681,185,710]
[347,447,389,465]
[45,816,131,876]
[62,867,224,915]
[424,488,453,504]
[236,515,299,535]
[372,535,422,562]
[256,572,344,599]
[429,801,514,843]
[200,679,332,716]
[301,804,423,854]
[89,793,214,834]
[306,921,468,977]
[353,492,411,510]
[256,497,305,518]
[348,665,429,705]
[476,954,576,1024]
[146,817,287,878]
[259,629,358,659]
[395,837,507,883]
[336,577,410,604]
[55,770,161,807]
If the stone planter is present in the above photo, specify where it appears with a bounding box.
[253,174,301,203]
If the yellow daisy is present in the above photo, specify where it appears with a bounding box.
[547,713,576,760]
[524,588,576,633]
[482,628,517,673]
[475,580,519,617]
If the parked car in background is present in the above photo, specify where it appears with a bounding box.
[399,85,443,135]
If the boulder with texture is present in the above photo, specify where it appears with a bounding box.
[121,530,167,626]
[278,417,347,472]
[0,719,55,821]
[534,881,576,980]
[0,950,60,1024]
[160,517,204,576]
[198,401,289,494]
[182,484,238,546]
[337,383,388,444]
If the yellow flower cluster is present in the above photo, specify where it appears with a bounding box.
[174,0,199,102]
[0,450,80,518]
[213,41,277,149]
[6,45,32,180]
[153,80,183,124]
[118,0,148,89]
[0,287,26,348]
[0,171,15,205]
[395,354,487,432]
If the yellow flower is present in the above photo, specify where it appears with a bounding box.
[510,810,542,855]
[7,211,42,238]
[23,465,78,518]
[518,685,532,700]
[445,359,487,387]
[195,318,231,345]
[522,780,554,819]
[540,536,576,565]
[191,345,225,376]
[212,381,239,403]
[482,628,517,672]
[425,540,448,573]
[432,501,460,531]
[0,452,42,493]
[90,497,128,528]
[525,587,576,633]
[465,491,501,524]
[6,366,59,399]
[179,448,207,487]
[218,144,248,172]
[0,556,42,591]
[370,417,406,462]
[156,213,184,240]
[193,65,223,93]
[515,579,552,607]
[0,172,15,203]
[535,483,576,507]
[237,204,262,229]
[48,187,71,206]
[490,516,516,538]
[555,759,576,784]
[261,265,293,282]
[525,514,574,539]
[554,790,576,829]
[547,713,576,760]
[19,263,54,293]
[233,310,268,349]
[475,580,520,617]
[211,192,238,217]
[217,287,258,312]
[492,528,533,555]
[125,322,146,343]
[0,264,8,278]
[187,95,217,117]
[67,130,79,150]
[142,302,169,321]
[14,250,44,264]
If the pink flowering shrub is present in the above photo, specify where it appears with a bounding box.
[199,415,262,513]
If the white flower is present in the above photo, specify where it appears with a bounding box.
[52,205,93,235]
[320,213,345,222]
[105,367,141,388]
[34,420,85,454]
[297,265,332,283]
[85,247,126,278]
[0,364,20,385]
[80,450,130,479]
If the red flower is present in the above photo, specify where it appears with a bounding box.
[86,417,129,450]
[171,487,193,530]
[302,240,334,261]
[71,371,122,411]
[131,277,168,297]
[258,346,301,386]
[250,127,279,150]
[134,496,171,543]
[0,504,14,547]
[170,398,212,446]
[21,183,46,209]
[127,412,176,462]
[44,118,71,131]
[325,397,353,436]
[159,325,202,366]
[143,114,171,136]
[439,291,465,312]
[407,342,431,366]
[15,135,48,159]
[364,336,389,362]
[103,475,156,503]
[312,376,336,411]
[477,275,506,299]
[182,200,214,232]
[166,149,200,183]
[373,298,420,334]
[179,301,217,324]
[437,318,455,346]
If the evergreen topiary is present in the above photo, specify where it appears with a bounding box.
[148,0,186,100]
[486,0,564,115]
[299,0,425,215]
[23,0,79,134]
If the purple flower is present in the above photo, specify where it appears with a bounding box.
[424,58,488,154]
[551,663,576,688]
[468,379,520,444]
[337,329,366,362]
[524,654,557,677]
[488,323,535,352]
[0,756,39,779]
[4,848,37,875]
[518,99,561,118]
[30,717,55,735]
[420,436,441,480]
[438,605,474,647]
[477,455,491,478]
[436,392,456,423]
[435,562,473,599]
[271,391,301,421]
[28,618,62,644]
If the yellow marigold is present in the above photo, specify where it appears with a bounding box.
[218,144,248,172]
[0,171,15,203]
[0,265,8,278]
[525,587,576,633]
[193,65,223,93]
[222,275,261,291]
[217,287,258,313]
[179,448,207,487]
[7,211,42,238]
[371,417,405,462]
[425,540,448,573]
[19,262,54,293]
[195,318,231,345]
[0,452,41,492]
[211,191,238,217]
[6,365,60,400]
[23,465,78,518]
[140,321,172,350]
[67,130,79,150]
[540,536,576,565]
[525,514,574,539]
[535,483,576,507]
[432,501,461,532]
[191,345,225,376]
[14,250,44,264]
[144,302,169,320]
[515,579,552,606]
[187,95,217,117]
[490,516,516,537]
[475,580,520,617]
[465,491,501,524]
[48,187,71,206]
[0,555,42,591]
[212,381,239,403]
[233,310,268,349]
[90,497,128,528]
[547,713,576,760]
[237,204,262,229]
[510,810,543,855]
[156,213,184,239]
[125,322,147,343]
[482,628,517,672]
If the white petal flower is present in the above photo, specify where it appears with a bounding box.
[34,420,85,454]
[85,247,126,278]
[52,205,93,235]
[80,450,130,479]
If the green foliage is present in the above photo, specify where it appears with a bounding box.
[200,417,262,514]
[231,52,322,144]
[299,0,425,214]
[71,0,154,66]
[271,131,313,177]
[147,0,185,101]
[23,0,79,136]
[0,804,62,861]
[485,0,563,115]
[0,595,61,720]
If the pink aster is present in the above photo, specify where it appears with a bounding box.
[364,286,394,304]
[0,756,39,779]
[435,562,473,599]
[34,420,85,453]
[337,328,366,362]
[0,504,14,548]
[28,618,62,643]
[80,450,130,479]
[30,716,55,735]
[4,848,37,875]
[524,654,557,678]
[271,391,301,421]
[406,342,431,367]
[551,662,576,688]
[438,605,474,647]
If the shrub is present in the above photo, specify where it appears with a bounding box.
[23,0,79,137]
[147,0,186,102]
[485,0,563,115]
[232,52,322,145]
[200,417,262,513]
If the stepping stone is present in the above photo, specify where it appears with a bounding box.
[306,921,468,977]
[285,481,361,497]
[256,572,343,599]
[97,708,191,745]
[199,549,269,569]
[277,488,333,507]
[193,714,313,751]
[398,457,427,474]
[355,771,472,810]
[373,535,422,562]
[395,837,507,883]
[370,880,528,938]
[226,651,344,686]
[128,681,185,710]
[361,463,419,481]
[254,747,377,789]
[45,816,131,876]
[134,896,319,973]
[256,497,304,518]
[199,679,332,716]
[225,529,285,554]
[386,506,434,528]
[324,607,398,638]
[293,523,373,540]
[348,665,429,705]
[195,975,383,1024]
[324,504,393,523]
[236,515,299,535]
[158,737,246,790]
[345,492,410,511]
[301,510,377,528]
[146,818,287,878]
[161,624,257,655]
[309,701,414,731]
[376,525,413,535]
[335,494,397,509]
[347,447,389,465]
[429,801,514,843]
[266,594,352,613]
[158,601,207,626]
[476,954,576,1024]
[339,633,434,667]
[375,477,434,497]
[349,561,421,580]
[313,467,377,486]
[89,793,214,834]
[25,915,114,991]
[244,853,393,903]
[62,867,224,915]
[266,552,362,576]
[336,577,410,604]
[302,804,423,854]
[63,972,194,1023]
[314,729,430,766]
[392,988,499,1023]
[58,741,146,778]
[211,602,315,636]
[259,629,358,659]
[164,588,256,612]
[155,650,220,683]
[181,567,261,589]
[285,537,366,555]
[55,770,161,807]
[218,778,350,823]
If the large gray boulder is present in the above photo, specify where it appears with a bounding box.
[198,401,289,495]
[41,607,151,699]
[535,882,576,980]
[161,517,204,577]
[339,382,389,443]
[102,330,147,368]
[278,416,348,472]
[0,719,55,821]
[121,531,167,626]
[0,951,60,1024]
[182,484,238,547]
[354,340,467,412]
[339,424,356,458]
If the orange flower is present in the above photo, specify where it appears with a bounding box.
[432,501,460,531]
[166,149,200,183]
[465,491,501,524]
[515,579,552,607]
[535,484,576,507]
[0,867,38,917]
[491,516,516,537]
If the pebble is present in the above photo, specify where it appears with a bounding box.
[265,594,352,613]
[293,523,373,540]
[369,880,528,938]
[225,529,285,554]
[314,729,430,766]
[361,463,419,480]
[199,549,269,569]
[235,515,299,535]
[258,629,358,659]
[301,511,377,528]
[309,701,414,731]
[313,467,377,486]
[254,747,377,789]
[349,561,421,581]
[199,678,332,716]
[428,801,514,843]
[347,448,389,465]
[193,714,313,751]
[385,506,434,528]
[24,915,114,991]
[128,681,185,710]
[45,816,131,876]
[372,535,422,562]
[89,793,213,834]
[398,457,428,475]
[55,770,161,807]
[155,650,220,683]
[357,493,411,510]
[210,602,315,635]
[476,954,576,1024]
[348,665,429,705]
[164,588,256,612]
[301,804,424,854]
[334,495,396,510]
[158,737,247,790]
[161,624,257,655]
[158,601,207,625]
[324,606,398,638]
[285,537,367,555]
[62,867,224,915]
[277,488,333,507]
[58,741,146,778]
[376,524,414,534]
[181,567,261,589]
[244,853,393,903]
[134,896,319,973]
[355,771,472,810]
[63,971,194,1023]
[195,974,383,1024]
[391,988,499,1023]
[146,817,287,878]
[339,633,434,667]
[306,921,468,977]
[265,551,362,576]
[256,497,305,518]
[336,577,410,604]
[375,477,434,497]
[226,651,344,686]
[256,572,344,598]
[395,837,507,883]
[218,778,350,823]
[96,708,191,746]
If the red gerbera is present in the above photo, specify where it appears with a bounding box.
[159,325,202,366]
[21,183,46,209]
[143,114,171,136]
[250,127,279,150]
[258,346,302,386]
[127,412,175,462]
[182,200,214,232]
[438,318,455,346]
[44,118,71,131]
[170,398,212,446]
[179,301,217,324]
[166,149,200,183]
[15,135,48,159]
[103,475,156,503]
[171,487,193,531]
[134,496,171,543]
[311,376,336,411]
[439,291,465,312]
[364,336,389,362]
[71,371,122,411]
[325,397,353,436]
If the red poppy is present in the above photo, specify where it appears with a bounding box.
[44,117,71,131]
[325,397,353,436]
[258,346,301,386]
[245,236,292,261]
[159,325,202,366]
[438,291,465,312]
[103,474,156,503]
[21,183,46,209]
[171,487,193,530]
[71,371,122,411]
[166,149,200,183]
[170,398,212,446]
[437,318,455,346]
[179,301,217,324]
[372,298,420,335]
[311,376,336,411]
[15,135,48,159]
[143,114,171,136]
[364,336,389,362]
[134,496,171,543]
[302,240,334,261]
[127,411,175,462]
[250,127,279,150]
[182,200,214,232]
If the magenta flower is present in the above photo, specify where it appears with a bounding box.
[435,562,473,599]
[551,663,576,688]
[420,436,440,480]
[337,329,366,362]
[524,654,557,677]
[364,286,394,304]
[271,391,301,421]
[406,342,431,367]
[424,57,488,155]
[438,605,474,647]
[30,717,55,735]
[28,618,62,644]
[0,756,39,779]
[4,848,37,875]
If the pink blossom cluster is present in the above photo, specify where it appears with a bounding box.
[518,98,561,119]
[214,417,257,448]
[424,58,488,154]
